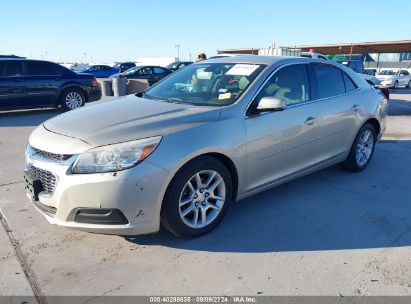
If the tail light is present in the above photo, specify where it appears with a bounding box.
[92,77,99,87]
[379,88,389,100]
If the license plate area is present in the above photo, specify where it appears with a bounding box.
[24,172,43,201]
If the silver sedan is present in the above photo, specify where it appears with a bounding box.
[24,56,388,238]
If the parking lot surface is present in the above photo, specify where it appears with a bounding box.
[1,91,411,300]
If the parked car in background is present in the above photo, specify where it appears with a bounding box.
[364,68,377,76]
[166,61,193,72]
[68,63,90,72]
[25,56,387,238]
[375,70,411,88]
[0,58,101,111]
[110,66,172,86]
[301,52,329,60]
[112,62,136,73]
[79,65,118,78]
[337,60,365,74]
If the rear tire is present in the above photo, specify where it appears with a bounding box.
[407,80,411,88]
[342,123,377,172]
[60,88,85,111]
[161,156,233,238]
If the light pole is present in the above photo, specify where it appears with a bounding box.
[174,44,181,61]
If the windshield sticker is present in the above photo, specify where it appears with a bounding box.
[218,88,228,93]
[218,93,231,100]
[226,64,260,76]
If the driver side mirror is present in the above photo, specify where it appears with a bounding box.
[256,97,286,112]
[135,91,145,98]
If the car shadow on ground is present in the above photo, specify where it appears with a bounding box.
[389,88,411,95]
[0,108,62,127]
[388,98,411,116]
[125,140,411,253]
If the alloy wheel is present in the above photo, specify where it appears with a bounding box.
[178,170,226,229]
[355,129,374,166]
[65,92,83,109]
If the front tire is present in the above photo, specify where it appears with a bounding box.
[392,80,399,89]
[61,88,85,111]
[406,80,411,88]
[161,156,233,238]
[343,123,377,172]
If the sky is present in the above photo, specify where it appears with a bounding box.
[0,0,408,63]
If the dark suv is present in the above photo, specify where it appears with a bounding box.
[338,60,365,74]
[0,58,101,111]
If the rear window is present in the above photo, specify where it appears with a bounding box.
[27,61,58,76]
[343,73,357,92]
[312,64,346,99]
[0,61,23,77]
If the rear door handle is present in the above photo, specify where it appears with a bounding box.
[304,117,317,125]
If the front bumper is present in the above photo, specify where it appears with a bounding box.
[24,150,170,235]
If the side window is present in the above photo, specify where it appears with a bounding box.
[27,62,58,76]
[319,55,328,60]
[311,64,346,99]
[154,67,166,74]
[140,67,153,75]
[343,73,357,92]
[101,65,111,71]
[0,61,24,77]
[256,64,310,106]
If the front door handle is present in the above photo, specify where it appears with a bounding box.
[304,117,317,125]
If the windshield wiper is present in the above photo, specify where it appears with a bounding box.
[166,97,185,104]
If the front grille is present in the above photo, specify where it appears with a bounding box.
[27,166,57,194]
[32,146,72,162]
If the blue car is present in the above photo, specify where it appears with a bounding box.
[81,62,136,78]
[0,58,101,111]
[80,65,118,78]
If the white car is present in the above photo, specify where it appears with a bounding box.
[375,70,411,88]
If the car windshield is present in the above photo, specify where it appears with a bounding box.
[379,70,396,75]
[123,66,140,75]
[166,62,179,69]
[145,63,266,106]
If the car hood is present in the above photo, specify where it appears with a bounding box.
[43,96,222,147]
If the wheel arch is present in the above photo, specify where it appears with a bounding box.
[60,85,88,103]
[364,117,381,137]
[163,152,239,204]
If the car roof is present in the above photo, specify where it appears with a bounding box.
[201,55,311,65]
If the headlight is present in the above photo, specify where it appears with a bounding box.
[71,136,161,174]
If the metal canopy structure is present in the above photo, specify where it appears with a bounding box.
[218,40,411,56]
[295,40,411,55]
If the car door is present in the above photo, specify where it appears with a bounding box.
[309,63,360,161]
[26,61,61,106]
[153,67,169,83]
[399,70,410,86]
[0,60,27,108]
[244,63,322,192]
